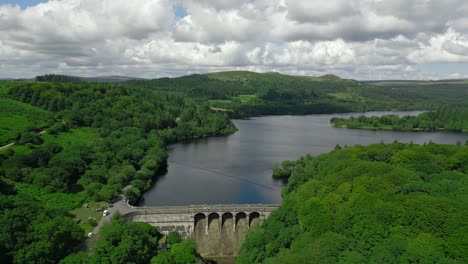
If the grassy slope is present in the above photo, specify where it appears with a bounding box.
[0,98,49,145]
[1,127,99,155]
[41,127,100,149]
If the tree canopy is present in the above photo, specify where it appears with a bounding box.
[238,143,468,263]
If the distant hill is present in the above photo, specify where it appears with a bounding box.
[206,70,350,82]
[35,74,146,83]
[82,75,147,83]
[365,79,468,85]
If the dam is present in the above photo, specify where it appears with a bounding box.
[123,204,278,257]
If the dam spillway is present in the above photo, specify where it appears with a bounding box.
[123,204,278,257]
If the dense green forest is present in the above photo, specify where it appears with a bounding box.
[128,71,468,118]
[0,79,234,263]
[238,143,468,263]
[330,107,468,133]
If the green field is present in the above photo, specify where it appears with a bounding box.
[1,127,99,155]
[236,94,257,103]
[70,202,107,234]
[14,182,84,210]
[41,127,99,149]
[0,98,49,145]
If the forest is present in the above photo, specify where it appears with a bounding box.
[0,79,234,263]
[238,143,468,263]
[330,107,468,133]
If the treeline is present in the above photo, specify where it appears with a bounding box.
[0,80,236,263]
[331,107,468,133]
[36,74,84,83]
[238,143,468,263]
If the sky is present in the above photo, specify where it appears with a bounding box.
[0,0,467,80]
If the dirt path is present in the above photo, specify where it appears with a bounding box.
[0,142,15,151]
[0,130,46,151]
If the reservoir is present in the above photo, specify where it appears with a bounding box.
[140,111,468,206]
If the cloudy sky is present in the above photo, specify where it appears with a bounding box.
[0,0,467,80]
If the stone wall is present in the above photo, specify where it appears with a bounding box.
[126,211,194,238]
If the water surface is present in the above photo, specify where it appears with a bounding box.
[141,111,468,206]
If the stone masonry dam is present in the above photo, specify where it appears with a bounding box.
[123,204,279,257]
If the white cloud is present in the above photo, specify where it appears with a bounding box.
[449,72,468,79]
[408,29,468,63]
[0,0,467,79]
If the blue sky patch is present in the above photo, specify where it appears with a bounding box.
[0,0,47,8]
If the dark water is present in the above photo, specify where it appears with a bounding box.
[140,111,468,206]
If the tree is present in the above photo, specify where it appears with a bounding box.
[89,214,161,264]
[124,187,141,205]
[166,231,182,246]
[151,239,199,264]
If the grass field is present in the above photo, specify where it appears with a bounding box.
[209,94,257,110]
[1,127,99,158]
[70,201,107,234]
[210,107,233,112]
[235,94,257,103]
[41,127,99,149]
[0,99,50,145]
[15,182,85,210]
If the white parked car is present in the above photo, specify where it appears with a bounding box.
[103,210,109,216]
[87,232,93,238]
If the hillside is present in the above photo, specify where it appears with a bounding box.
[0,98,50,145]
[129,71,468,118]
[0,80,235,263]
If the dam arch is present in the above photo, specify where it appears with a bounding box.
[249,212,260,228]
[222,212,234,230]
[208,213,220,231]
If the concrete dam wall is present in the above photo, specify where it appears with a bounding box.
[123,204,278,257]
